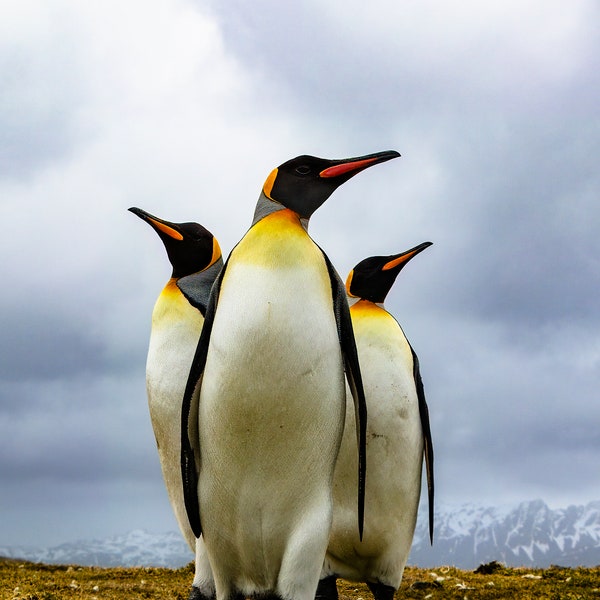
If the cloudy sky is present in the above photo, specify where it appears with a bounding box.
[1,0,598,548]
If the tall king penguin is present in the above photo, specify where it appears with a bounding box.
[181,151,400,600]
[318,242,435,600]
[129,207,222,600]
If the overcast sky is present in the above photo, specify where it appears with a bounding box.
[1,0,599,548]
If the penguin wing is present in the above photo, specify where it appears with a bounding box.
[321,251,368,541]
[176,274,210,315]
[180,259,228,538]
[177,259,223,316]
[410,344,435,544]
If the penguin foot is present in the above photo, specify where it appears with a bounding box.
[315,576,338,600]
[366,581,396,600]
[188,587,215,600]
[251,594,284,600]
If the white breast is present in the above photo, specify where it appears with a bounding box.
[324,308,424,588]
[146,285,203,552]
[198,253,346,597]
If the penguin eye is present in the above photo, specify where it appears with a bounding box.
[295,165,311,176]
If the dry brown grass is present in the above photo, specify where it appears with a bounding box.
[3,559,600,600]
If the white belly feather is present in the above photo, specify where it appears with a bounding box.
[324,308,423,588]
[199,257,346,598]
[146,284,203,552]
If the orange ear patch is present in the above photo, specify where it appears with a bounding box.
[263,168,278,199]
[345,269,356,297]
[211,237,222,266]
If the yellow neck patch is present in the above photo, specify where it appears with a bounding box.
[262,168,278,200]
[233,208,316,268]
[249,208,303,238]
[350,298,390,320]
[161,277,183,297]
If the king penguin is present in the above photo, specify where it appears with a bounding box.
[181,151,400,600]
[318,242,435,600]
[129,207,223,600]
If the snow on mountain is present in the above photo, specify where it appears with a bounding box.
[409,499,600,569]
[2,500,599,569]
[0,529,192,568]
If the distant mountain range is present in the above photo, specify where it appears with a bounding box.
[0,529,192,569]
[2,500,599,569]
[410,499,600,569]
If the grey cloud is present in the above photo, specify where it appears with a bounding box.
[0,374,155,482]
[0,31,87,180]
[448,124,600,327]
[1,477,175,547]
[0,312,106,383]
[363,110,600,337]
[396,304,600,500]
[0,368,170,546]
[0,277,151,385]
[199,0,599,127]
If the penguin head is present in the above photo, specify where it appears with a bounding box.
[346,241,432,303]
[129,207,221,279]
[262,151,400,219]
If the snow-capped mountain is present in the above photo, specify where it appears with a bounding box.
[2,500,599,569]
[0,529,192,568]
[409,499,600,569]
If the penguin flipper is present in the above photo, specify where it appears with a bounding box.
[180,259,228,538]
[177,259,224,316]
[177,274,209,315]
[410,345,434,544]
[321,251,368,541]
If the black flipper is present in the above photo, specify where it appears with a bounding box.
[321,250,368,541]
[177,259,223,317]
[180,258,229,538]
[410,344,434,544]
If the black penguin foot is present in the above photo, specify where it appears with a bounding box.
[188,585,224,600]
[252,594,283,600]
[315,576,338,600]
[189,587,214,600]
[189,589,244,600]
[366,581,396,600]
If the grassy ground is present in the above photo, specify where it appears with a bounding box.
[3,559,600,600]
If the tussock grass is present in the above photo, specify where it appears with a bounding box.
[3,559,600,600]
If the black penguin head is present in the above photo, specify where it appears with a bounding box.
[129,207,221,279]
[346,241,433,303]
[262,151,400,219]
